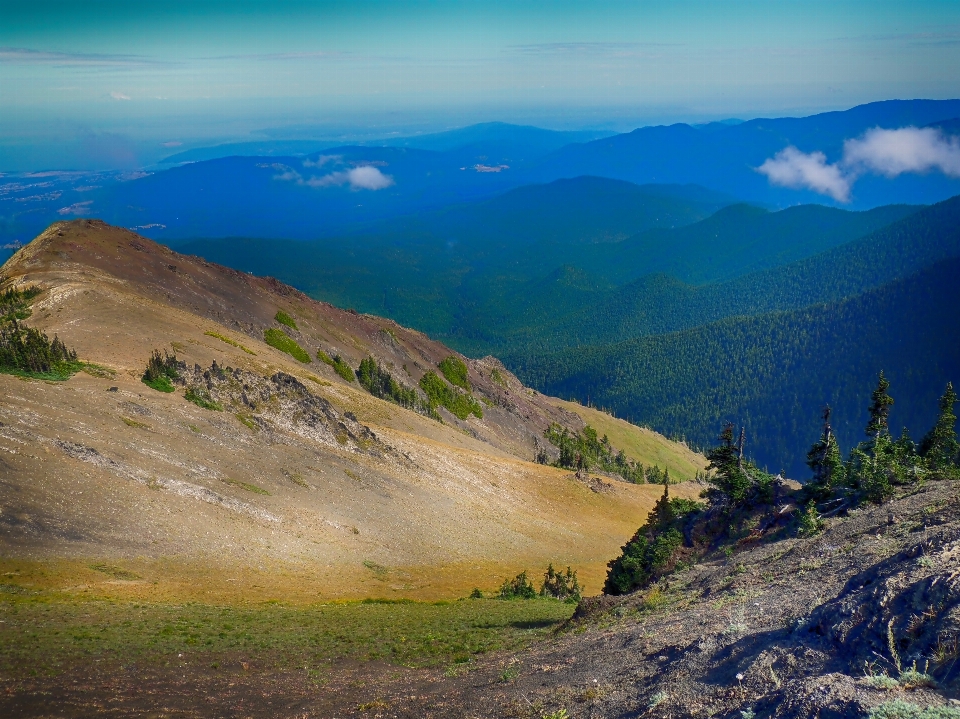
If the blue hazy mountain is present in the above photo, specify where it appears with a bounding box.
[527,99,960,209]
[160,122,611,166]
[10,100,960,248]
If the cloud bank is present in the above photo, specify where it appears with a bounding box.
[758,126,960,202]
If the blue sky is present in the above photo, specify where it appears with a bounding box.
[2,1,960,169]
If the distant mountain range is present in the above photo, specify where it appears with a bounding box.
[180,185,960,476]
[5,98,960,254]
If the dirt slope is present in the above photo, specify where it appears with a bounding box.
[0,219,704,599]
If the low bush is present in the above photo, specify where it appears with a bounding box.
[499,571,537,600]
[185,386,223,411]
[274,310,298,331]
[264,328,311,363]
[318,349,355,381]
[420,371,483,420]
[438,355,471,391]
[204,330,256,355]
[141,349,180,392]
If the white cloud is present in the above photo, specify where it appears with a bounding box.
[843,126,960,178]
[277,164,393,191]
[302,155,341,168]
[110,91,131,101]
[344,166,393,190]
[757,146,851,202]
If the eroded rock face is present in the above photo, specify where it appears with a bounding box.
[175,360,383,455]
[810,525,960,689]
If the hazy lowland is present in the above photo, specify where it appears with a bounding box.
[2,99,960,718]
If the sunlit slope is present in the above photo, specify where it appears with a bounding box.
[0,219,701,600]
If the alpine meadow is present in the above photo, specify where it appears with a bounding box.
[2,3,960,718]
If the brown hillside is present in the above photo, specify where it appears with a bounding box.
[0,219,705,600]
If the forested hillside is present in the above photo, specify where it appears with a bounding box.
[177,184,938,349]
[514,258,960,476]
[476,193,960,354]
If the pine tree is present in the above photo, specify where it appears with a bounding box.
[705,422,752,506]
[920,382,959,472]
[866,370,894,438]
[806,406,845,499]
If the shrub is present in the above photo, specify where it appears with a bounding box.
[797,501,824,536]
[420,370,483,420]
[264,328,311,363]
[438,355,471,391]
[317,349,355,381]
[141,349,179,392]
[357,356,422,409]
[499,570,537,600]
[540,565,581,603]
[204,330,255,355]
[185,386,223,411]
[469,588,484,599]
[274,310,298,331]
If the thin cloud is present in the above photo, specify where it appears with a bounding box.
[0,47,163,66]
[207,51,344,61]
[757,147,851,202]
[302,155,341,168]
[110,91,131,101]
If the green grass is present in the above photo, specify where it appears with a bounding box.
[204,330,256,355]
[0,360,85,382]
[235,412,258,430]
[142,374,175,392]
[222,478,270,495]
[120,416,149,429]
[0,595,573,678]
[185,386,223,411]
[274,310,299,331]
[264,328,311,364]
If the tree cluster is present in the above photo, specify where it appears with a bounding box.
[543,422,666,484]
[497,565,582,603]
[604,475,703,595]
[603,370,958,597]
[0,286,79,378]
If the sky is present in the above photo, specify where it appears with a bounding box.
[2,0,960,170]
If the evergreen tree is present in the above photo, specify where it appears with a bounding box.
[866,370,894,437]
[806,406,845,498]
[705,422,752,506]
[919,382,959,471]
